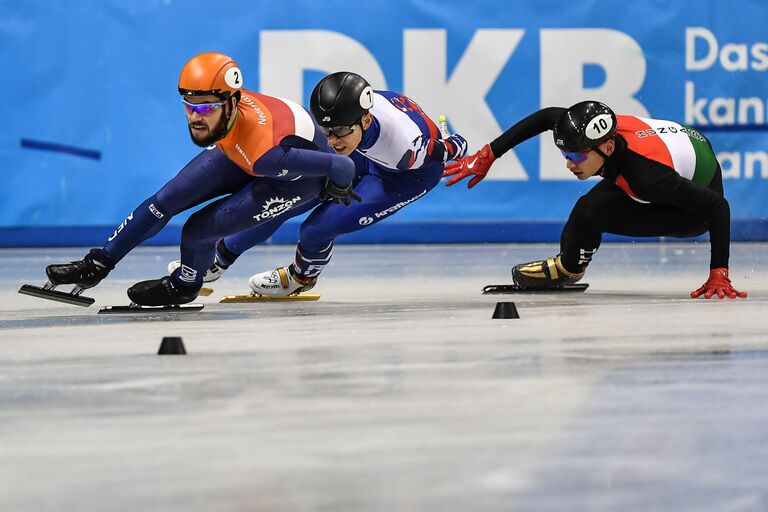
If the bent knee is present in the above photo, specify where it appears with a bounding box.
[154,188,192,216]
[299,221,335,243]
[568,195,602,226]
[180,211,212,244]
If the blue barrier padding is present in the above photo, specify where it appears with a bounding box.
[3,1,768,244]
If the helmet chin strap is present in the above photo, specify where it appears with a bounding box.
[220,96,239,136]
[592,137,615,173]
[595,136,617,159]
[592,141,612,175]
[593,146,610,160]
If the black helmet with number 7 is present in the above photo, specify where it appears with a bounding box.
[310,72,374,127]
[553,101,617,152]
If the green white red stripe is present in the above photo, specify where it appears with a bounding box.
[616,115,718,197]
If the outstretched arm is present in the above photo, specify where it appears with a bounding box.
[444,107,566,188]
[489,107,565,158]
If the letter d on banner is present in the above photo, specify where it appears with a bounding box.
[539,29,648,180]
[259,30,388,103]
[685,27,718,71]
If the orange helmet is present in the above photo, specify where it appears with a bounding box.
[178,52,243,100]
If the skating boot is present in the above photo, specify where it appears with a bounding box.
[127,276,199,306]
[248,265,316,297]
[511,254,584,289]
[19,251,115,307]
[46,252,114,291]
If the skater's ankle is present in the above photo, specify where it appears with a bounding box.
[215,240,239,268]
[170,274,201,292]
[288,264,317,285]
[88,249,116,270]
[556,255,585,277]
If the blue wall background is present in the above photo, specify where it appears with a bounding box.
[1,0,767,246]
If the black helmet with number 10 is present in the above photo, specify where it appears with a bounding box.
[554,101,617,152]
[310,72,374,127]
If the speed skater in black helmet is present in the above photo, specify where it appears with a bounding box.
[443,100,747,300]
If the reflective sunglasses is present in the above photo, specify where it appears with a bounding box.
[560,149,591,163]
[320,124,357,138]
[181,98,225,116]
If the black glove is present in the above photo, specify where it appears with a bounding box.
[319,178,362,206]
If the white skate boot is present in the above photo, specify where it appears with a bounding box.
[167,257,227,283]
[248,266,316,297]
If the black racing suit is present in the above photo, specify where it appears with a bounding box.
[490,107,729,273]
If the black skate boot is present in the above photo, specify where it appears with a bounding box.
[45,251,114,290]
[127,276,199,306]
[512,254,584,289]
[19,250,115,306]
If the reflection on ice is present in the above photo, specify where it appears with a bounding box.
[0,243,766,512]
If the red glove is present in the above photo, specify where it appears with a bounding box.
[442,143,496,188]
[690,268,748,299]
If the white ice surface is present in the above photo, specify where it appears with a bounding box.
[1,243,767,512]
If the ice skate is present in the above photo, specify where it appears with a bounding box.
[18,252,114,307]
[511,254,585,289]
[126,276,199,307]
[219,267,319,303]
[45,253,113,289]
[482,255,588,295]
[248,266,316,297]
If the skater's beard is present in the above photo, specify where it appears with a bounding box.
[188,112,230,147]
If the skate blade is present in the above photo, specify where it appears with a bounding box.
[98,303,204,314]
[198,287,214,296]
[18,284,95,307]
[482,283,589,294]
[219,293,320,303]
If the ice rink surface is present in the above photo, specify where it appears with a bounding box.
[1,242,767,512]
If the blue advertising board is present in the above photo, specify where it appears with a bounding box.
[1,0,766,246]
